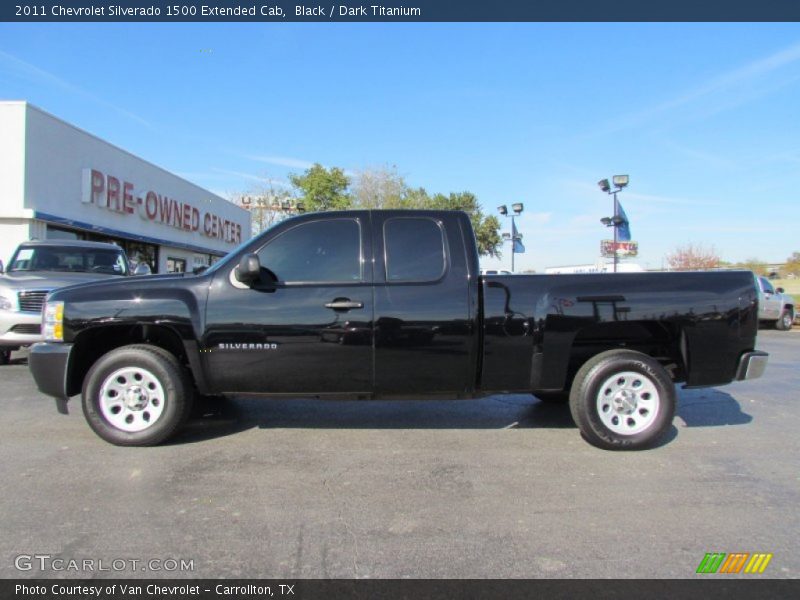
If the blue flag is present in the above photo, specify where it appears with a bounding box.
[617,202,631,241]
[512,220,525,253]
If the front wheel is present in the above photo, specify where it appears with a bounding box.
[569,350,676,450]
[82,344,193,446]
[0,349,10,365]
[776,309,793,331]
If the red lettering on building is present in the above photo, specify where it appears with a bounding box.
[91,169,105,205]
[145,191,158,219]
[158,194,173,224]
[123,181,135,214]
[83,168,243,246]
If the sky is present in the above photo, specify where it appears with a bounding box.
[1,22,799,272]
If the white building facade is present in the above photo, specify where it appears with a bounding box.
[0,102,250,273]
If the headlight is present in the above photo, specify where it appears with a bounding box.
[0,293,14,311]
[43,301,64,342]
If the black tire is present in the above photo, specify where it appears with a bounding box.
[569,349,676,450]
[775,309,793,331]
[82,344,194,446]
[535,391,570,404]
[0,349,10,365]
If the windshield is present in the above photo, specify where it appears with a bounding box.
[8,246,129,276]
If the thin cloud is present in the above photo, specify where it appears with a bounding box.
[245,155,315,170]
[211,167,293,189]
[0,49,153,128]
[561,180,720,207]
[595,40,800,135]
[242,153,356,177]
[660,141,734,169]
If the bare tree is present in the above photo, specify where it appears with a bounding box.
[665,243,721,271]
[351,165,407,209]
[231,179,295,237]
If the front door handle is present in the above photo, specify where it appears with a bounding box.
[325,299,364,311]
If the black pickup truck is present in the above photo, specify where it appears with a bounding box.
[29,210,767,449]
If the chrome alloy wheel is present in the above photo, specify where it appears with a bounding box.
[98,367,166,432]
[596,370,660,435]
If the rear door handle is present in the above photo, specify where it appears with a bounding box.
[325,299,364,311]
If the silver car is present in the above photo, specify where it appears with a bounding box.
[756,276,796,331]
[0,240,130,364]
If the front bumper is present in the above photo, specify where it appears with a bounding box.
[0,310,43,347]
[735,350,769,381]
[29,342,73,413]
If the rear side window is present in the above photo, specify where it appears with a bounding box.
[384,217,446,282]
[257,219,362,283]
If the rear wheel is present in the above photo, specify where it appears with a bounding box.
[569,350,676,450]
[776,308,793,331]
[82,344,193,446]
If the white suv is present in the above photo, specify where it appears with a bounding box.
[0,240,130,364]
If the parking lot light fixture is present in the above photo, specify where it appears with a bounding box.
[498,203,524,273]
[613,174,629,189]
[598,174,630,273]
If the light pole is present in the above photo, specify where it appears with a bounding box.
[497,203,524,273]
[598,175,629,273]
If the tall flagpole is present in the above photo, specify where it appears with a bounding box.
[613,191,619,273]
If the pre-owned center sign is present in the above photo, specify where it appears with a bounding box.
[81,168,242,245]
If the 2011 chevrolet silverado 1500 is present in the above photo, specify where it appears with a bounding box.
[28,210,768,449]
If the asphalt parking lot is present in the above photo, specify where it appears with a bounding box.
[1,330,798,579]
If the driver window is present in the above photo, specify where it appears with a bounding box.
[256,219,362,283]
[760,278,774,294]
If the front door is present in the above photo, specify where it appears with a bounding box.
[759,277,781,319]
[203,214,373,394]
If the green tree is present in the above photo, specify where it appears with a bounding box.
[735,257,769,276]
[427,191,502,257]
[289,163,351,212]
[291,163,501,257]
[784,252,800,277]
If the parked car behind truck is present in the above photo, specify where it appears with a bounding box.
[29,210,767,450]
[756,276,795,330]
[0,240,130,364]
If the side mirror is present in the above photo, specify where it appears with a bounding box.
[235,253,261,284]
[776,287,785,294]
[133,263,152,276]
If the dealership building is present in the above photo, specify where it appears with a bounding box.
[0,101,250,273]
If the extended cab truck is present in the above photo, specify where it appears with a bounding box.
[29,210,768,449]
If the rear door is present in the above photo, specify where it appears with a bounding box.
[758,277,781,319]
[203,213,374,394]
[371,212,476,396]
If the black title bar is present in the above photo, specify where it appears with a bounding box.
[5,579,800,600]
[3,0,800,22]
